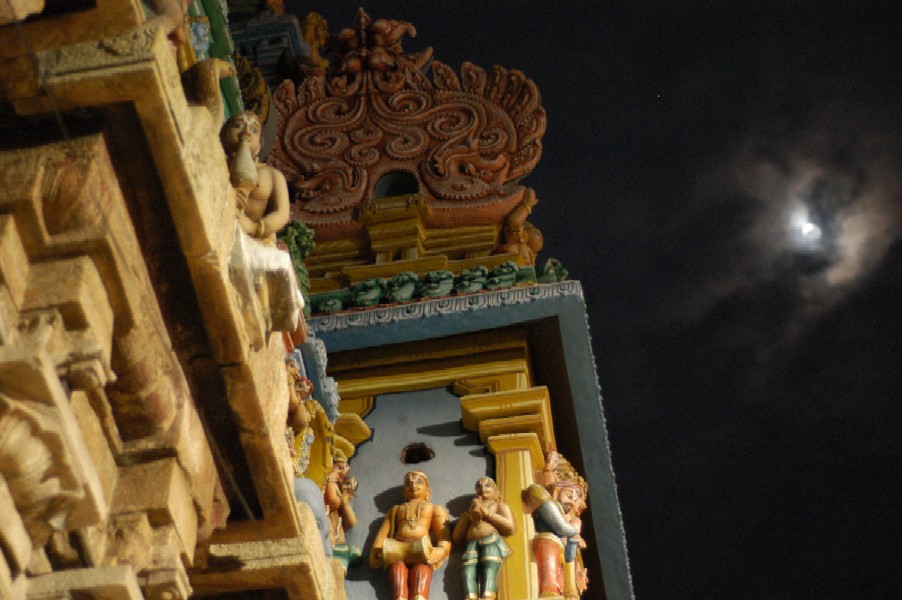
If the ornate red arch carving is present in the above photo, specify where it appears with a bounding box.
[269,8,546,241]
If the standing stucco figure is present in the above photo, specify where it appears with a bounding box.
[452,477,516,600]
[522,483,578,598]
[370,471,452,600]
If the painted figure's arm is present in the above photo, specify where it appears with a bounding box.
[369,514,392,568]
[428,504,452,566]
[262,168,290,237]
[487,501,517,537]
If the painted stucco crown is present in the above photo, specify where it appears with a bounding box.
[269,8,547,241]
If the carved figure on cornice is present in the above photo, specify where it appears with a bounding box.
[221,111,290,241]
[233,52,270,124]
[286,360,311,431]
[181,57,238,126]
[484,261,519,291]
[455,266,489,295]
[491,189,543,265]
[417,270,454,299]
[538,258,569,284]
[270,8,546,241]
[384,272,419,303]
[452,477,516,600]
[370,470,452,600]
[301,12,330,69]
[351,277,387,308]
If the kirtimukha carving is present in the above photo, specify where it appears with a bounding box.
[221,111,290,242]
[323,451,360,568]
[370,470,452,600]
[270,7,546,241]
[452,477,516,600]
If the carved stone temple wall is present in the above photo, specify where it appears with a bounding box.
[0,2,336,600]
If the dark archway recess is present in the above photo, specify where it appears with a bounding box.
[374,171,419,199]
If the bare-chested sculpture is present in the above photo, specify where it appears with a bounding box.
[370,471,451,600]
[452,477,516,600]
[220,111,290,242]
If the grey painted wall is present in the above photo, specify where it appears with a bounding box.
[344,388,491,600]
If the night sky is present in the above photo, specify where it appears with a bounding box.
[287,2,902,597]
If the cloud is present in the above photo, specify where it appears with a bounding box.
[657,100,902,366]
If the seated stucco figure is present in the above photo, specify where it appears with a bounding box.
[370,470,451,600]
[220,111,290,242]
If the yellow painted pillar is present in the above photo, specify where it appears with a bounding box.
[487,433,545,600]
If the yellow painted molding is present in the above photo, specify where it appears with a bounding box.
[452,372,526,396]
[336,358,528,398]
[337,395,375,419]
[460,387,555,451]
[334,413,371,446]
[487,433,545,469]
[486,433,544,600]
[478,414,549,451]
[449,252,526,272]
[342,255,449,284]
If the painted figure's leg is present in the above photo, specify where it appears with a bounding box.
[463,560,479,598]
[389,561,409,600]
[533,538,564,597]
[409,563,434,600]
[481,558,502,598]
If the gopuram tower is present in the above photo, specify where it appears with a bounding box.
[0,3,632,600]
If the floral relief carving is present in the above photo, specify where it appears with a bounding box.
[0,393,84,546]
[269,8,546,240]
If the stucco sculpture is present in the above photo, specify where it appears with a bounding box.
[521,483,577,598]
[524,451,590,598]
[324,451,361,569]
[370,470,452,600]
[452,477,516,600]
[220,111,290,241]
[491,190,544,266]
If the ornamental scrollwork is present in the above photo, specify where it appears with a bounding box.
[269,8,546,240]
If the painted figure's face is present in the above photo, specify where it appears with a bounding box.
[223,113,262,158]
[558,486,583,514]
[475,478,497,500]
[404,471,429,500]
[331,460,349,481]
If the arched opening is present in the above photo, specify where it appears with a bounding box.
[374,170,419,198]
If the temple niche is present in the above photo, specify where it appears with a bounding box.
[0,3,631,600]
